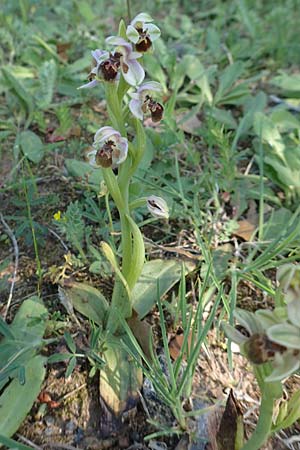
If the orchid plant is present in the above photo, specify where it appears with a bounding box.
[61,13,176,426]
[223,264,300,450]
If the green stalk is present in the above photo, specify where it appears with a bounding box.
[102,168,125,211]
[241,389,273,450]
[105,82,126,135]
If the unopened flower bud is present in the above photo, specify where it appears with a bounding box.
[147,195,169,219]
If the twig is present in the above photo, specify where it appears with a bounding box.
[16,434,43,450]
[60,383,86,402]
[43,444,83,450]
[0,213,19,320]
[48,227,69,251]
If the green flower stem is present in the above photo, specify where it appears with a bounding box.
[105,82,126,135]
[129,118,146,177]
[241,376,282,450]
[125,214,145,289]
[102,168,125,212]
[120,211,132,279]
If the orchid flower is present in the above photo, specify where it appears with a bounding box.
[222,308,300,382]
[126,13,161,52]
[78,49,110,89]
[147,195,169,219]
[129,81,164,121]
[105,36,145,86]
[87,126,128,168]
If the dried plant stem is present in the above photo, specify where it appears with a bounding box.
[0,213,19,320]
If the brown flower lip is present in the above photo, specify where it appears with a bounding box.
[99,52,121,81]
[144,95,164,122]
[95,140,115,168]
[245,333,287,365]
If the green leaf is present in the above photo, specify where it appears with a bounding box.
[0,355,46,438]
[0,435,35,450]
[254,112,285,160]
[59,281,108,325]
[64,331,76,354]
[78,0,94,22]
[0,316,15,340]
[65,158,103,187]
[19,130,44,164]
[270,72,300,94]
[65,356,76,378]
[214,62,245,105]
[2,68,34,117]
[48,353,73,364]
[183,55,213,104]
[273,390,300,431]
[0,297,47,388]
[99,336,143,416]
[36,60,57,109]
[132,259,195,318]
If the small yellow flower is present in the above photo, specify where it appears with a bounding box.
[53,210,62,221]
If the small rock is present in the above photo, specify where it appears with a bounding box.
[119,434,130,448]
[65,420,77,435]
[44,415,55,427]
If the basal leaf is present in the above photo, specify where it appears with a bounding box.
[19,130,44,164]
[132,259,195,318]
[99,337,143,416]
[0,355,46,438]
[65,158,103,186]
[59,281,108,325]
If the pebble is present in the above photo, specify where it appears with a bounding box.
[44,415,55,427]
[65,420,77,435]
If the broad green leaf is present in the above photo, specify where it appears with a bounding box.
[214,62,245,105]
[270,73,300,93]
[254,112,285,160]
[262,208,293,241]
[19,130,44,164]
[0,297,47,387]
[78,0,94,22]
[0,316,15,340]
[143,53,167,91]
[65,158,103,186]
[264,150,300,189]
[207,107,237,129]
[9,296,47,342]
[59,281,108,325]
[2,68,34,117]
[270,110,300,132]
[36,59,57,109]
[132,259,195,318]
[0,355,46,438]
[99,336,143,416]
[0,435,34,450]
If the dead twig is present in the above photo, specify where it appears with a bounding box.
[16,434,43,450]
[0,213,19,320]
